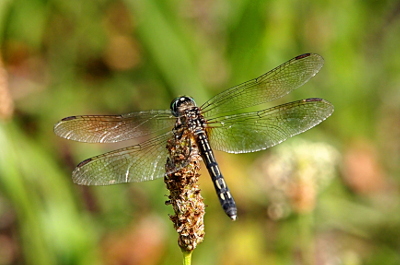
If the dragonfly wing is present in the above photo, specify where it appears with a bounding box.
[72,132,178,185]
[54,110,174,143]
[201,53,324,117]
[207,98,334,154]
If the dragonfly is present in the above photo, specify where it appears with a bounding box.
[54,53,334,220]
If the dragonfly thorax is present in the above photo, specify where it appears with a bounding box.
[170,96,197,117]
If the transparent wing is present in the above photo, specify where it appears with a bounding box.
[201,53,324,117]
[207,98,334,154]
[54,110,174,143]
[72,131,188,185]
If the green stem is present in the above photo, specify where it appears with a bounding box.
[182,250,192,265]
[298,212,314,265]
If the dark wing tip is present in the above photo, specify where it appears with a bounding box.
[304,98,334,107]
[61,116,78,121]
[77,158,92,168]
[295,53,311,60]
[72,159,92,185]
[304,98,335,116]
[304,98,323,102]
[294,53,323,60]
[294,53,324,66]
[54,116,77,136]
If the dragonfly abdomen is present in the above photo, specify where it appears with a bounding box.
[196,132,237,220]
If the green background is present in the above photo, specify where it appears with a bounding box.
[1,0,400,264]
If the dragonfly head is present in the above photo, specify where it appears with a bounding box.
[170,96,197,117]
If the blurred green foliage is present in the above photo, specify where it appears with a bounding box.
[1,0,400,264]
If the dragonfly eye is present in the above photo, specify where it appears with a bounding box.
[170,96,197,117]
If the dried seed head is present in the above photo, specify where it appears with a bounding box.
[165,131,205,252]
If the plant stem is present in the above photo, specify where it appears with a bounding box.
[182,250,192,265]
[298,212,315,265]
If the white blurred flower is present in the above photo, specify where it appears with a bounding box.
[252,139,339,219]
